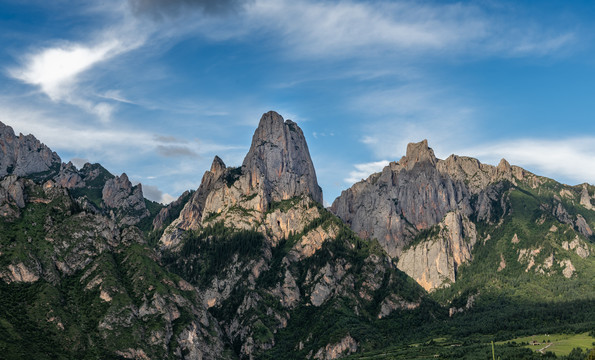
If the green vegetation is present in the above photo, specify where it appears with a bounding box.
[266,196,303,214]
[499,333,595,356]
[2,166,595,359]
[163,221,265,287]
[27,162,61,183]
[224,166,242,187]
[345,338,553,360]
[136,198,164,232]
[402,223,441,250]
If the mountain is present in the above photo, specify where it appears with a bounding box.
[0,114,594,359]
[157,111,425,359]
[331,140,595,318]
[0,125,226,358]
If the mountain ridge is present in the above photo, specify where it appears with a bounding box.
[0,112,593,359]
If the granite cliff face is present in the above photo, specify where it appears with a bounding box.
[102,173,150,226]
[331,140,474,258]
[242,111,323,206]
[397,211,477,291]
[331,140,529,259]
[0,121,61,178]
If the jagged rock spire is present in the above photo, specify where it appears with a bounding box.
[399,139,437,170]
[242,111,323,204]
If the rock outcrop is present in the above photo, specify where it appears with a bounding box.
[54,161,84,188]
[157,112,426,359]
[0,175,26,217]
[152,190,193,231]
[0,170,227,358]
[397,211,477,291]
[0,121,61,178]
[313,335,358,360]
[102,173,149,226]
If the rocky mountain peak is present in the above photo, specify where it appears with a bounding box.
[497,158,512,173]
[241,111,322,204]
[102,173,149,225]
[102,173,134,208]
[0,121,61,177]
[399,139,437,170]
[159,111,324,249]
[210,155,226,176]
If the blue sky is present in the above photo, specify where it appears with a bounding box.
[2,0,595,204]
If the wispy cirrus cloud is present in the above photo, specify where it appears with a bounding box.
[6,0,576,125]
[243,0,575,59]
[129,0,248,20]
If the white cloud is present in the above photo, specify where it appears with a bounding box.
[0,100,240,163]
[7,10,147,122]
[142,184,177,204]
[160,193,177,204]
[7,0,574,124]
[345,160,390,185]
[98,90,137,104]
[463,138,595,186]
[10,40,122,101]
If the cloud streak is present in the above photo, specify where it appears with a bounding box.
[156,145,199,158]
[242,0,574,59]
[345,160,390,185]
[464,138,595,186]
[129,0,248,20]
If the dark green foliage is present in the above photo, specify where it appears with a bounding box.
[146,190,194,246]
[224,167,242,188]
[136,198,164,232]
[566,347,587,360]
[0,281,67,360]
[266,196,302,214]
[403,223,441,250]
[27,162,61,183]
[70,163,114,207]
[164,222,265,287]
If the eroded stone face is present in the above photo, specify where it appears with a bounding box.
[0,121,61,178]
[313,334,358,360]
[397,211,477,292]
[242,111,322,206]
[331,140,535,260]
